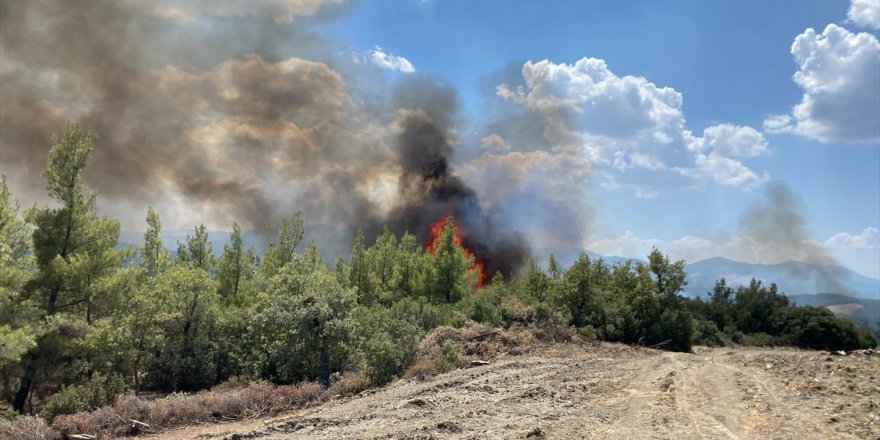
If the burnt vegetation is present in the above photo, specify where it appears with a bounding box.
[0,125,875,438]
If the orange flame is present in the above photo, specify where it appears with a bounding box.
[426,216,486,289]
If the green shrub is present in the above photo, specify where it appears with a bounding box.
[577,325,598,340]
[739,332,775,347]
[347,305,421,385]
[436,340,459,373]
[772,306,871,351]
[457,293,502,326]
[40,373,125,422]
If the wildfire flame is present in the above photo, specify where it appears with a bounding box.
[426,216,486,289]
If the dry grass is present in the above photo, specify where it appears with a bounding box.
[403,322,579,379]
[49,379,352,439]
[0,415,58,440]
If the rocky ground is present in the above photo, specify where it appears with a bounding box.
[147,342,880,440]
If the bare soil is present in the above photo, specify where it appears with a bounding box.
[147,343,880,440]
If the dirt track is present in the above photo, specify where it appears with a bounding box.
[151,344,880,439]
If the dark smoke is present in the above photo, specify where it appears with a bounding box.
[0,1,532,275]
[0,0,380,233]
[740,182,852,295]
[381,78,529,278]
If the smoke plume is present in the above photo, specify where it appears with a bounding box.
[381,77,529,277]
[0,0,533,275]
[739,182,852,294]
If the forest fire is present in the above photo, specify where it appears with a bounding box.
[426,216,486,288]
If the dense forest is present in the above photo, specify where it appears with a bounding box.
[1,125,876,426]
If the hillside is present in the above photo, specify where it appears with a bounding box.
[147,340,880,440]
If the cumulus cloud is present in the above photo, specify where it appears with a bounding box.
[678,153,769,189]
[825,227,880,249]
[848,0,880,30]
[480,133,511,153]
[764,24,880,143]
[496,58,770,195]
[699,124,770,158]
[366,46,416,73]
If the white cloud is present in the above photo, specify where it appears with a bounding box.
[825,227,880,249]
[764,24,880,143]
[701,124,770,158]
[480,133,511,153]
[679,152,769,189]
[496,58,770,195]
[367,46,415,73]
[848,0,880,30]
[122,0,341,23]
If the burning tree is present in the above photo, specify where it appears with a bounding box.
[427,215,484,303]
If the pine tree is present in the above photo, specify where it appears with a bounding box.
[15,124,121,411]
[348,229,373,304]
[217,223,255,298]
[142,206,169,276]
[261,212,304,275]
[433,216,473,303]
[0,176,39,402]
[177,224,213,272]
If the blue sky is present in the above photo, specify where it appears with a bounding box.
[1,0,878,278]
[320,0,880,276]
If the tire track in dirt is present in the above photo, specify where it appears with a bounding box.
[146,345,880,440]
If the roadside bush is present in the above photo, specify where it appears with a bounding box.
[347,305,422,385]
[577,325,598,340]
[739,332,775,347]
[436,340,459,373]
[457,293,502,326]
[51,380,329,438]
[772,306,874,351]
[40,373,125,422]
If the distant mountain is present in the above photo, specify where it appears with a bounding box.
[683,256,880,300]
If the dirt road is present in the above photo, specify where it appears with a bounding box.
[151,344,880,439]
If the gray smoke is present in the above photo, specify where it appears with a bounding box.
[0,0,535,274]
[740,182,852,295]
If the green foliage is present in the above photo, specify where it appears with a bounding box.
[13,124,120,412]
[142,207,169,277]
[216,223,256,300]
[432,216,475,303]
[176,224,213,272]
[0,177,40,400]
[2,124,874,422]
[457,292,503,326]
[347,305,420,385]
[436,340,459,373]
[261,212,304,275]
[251,263,356,386]
[772,306,874,351]
[148,266,219,391]
[686,278,876,351]
[39,373,124,422]
[348,229,374,304]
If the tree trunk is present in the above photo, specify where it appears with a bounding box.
[12,357,36,413]
[319,337,330,387]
